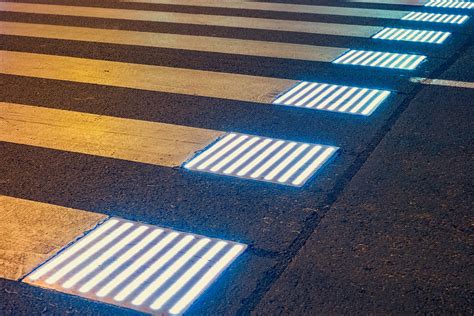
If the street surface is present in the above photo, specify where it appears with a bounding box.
[0,0,473,314]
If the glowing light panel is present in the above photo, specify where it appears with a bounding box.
[273,81,390,115]
[24,217,246,315]
[184,133,338,187]
[425,1,473,9]
[373,27,451,44]
[402,12,469,24]
[333,50,426,70]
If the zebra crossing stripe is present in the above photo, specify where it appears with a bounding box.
[25,217,245,314]
[333,50,426,70]
[0,102,224,167]
[0,22,347,62]
[0,51,297,104]
[401,12,469,24]
[372,28,451,44]
[121,0,408,19]
[184,133,338,187]
[273,82,391,116]
[0,2,382,37]
[0,195,106,281]
[425,1,474,9]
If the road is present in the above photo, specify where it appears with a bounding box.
[0,0,473,314]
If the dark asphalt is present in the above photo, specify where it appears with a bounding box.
[0,0,473,315]
[255,45,474,315]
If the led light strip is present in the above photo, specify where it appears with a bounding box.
[333,50,426,70]
[25,218,246,315]
[402,12,469,24]
[372,27,451,44]
[425,1,474,9]
[273,82,391,116]
[184,133,338,187]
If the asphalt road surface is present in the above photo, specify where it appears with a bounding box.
[0,0,473,315]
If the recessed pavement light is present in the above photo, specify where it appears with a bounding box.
[373,27,451,44]
[25,218,246,315]
[332,50,426,70]
[273,82,390,116]
[184,133,338,187]
[402,12,469,24]
[425,1,473,9]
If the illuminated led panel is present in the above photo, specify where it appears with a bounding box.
[402,12,469,23]
[184,133,338,187]
[332,50,426,70]
[425,1,473,9]
[24,218,246,315]
[373,27,451,44]
[273,82,390,116]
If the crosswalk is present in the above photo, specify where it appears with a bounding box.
[0,0,471,314]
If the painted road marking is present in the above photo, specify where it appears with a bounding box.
[121,0,408,19]
[273,82,391,116]
[425,1,474,9]
[0,22,347,62]
[0,195,106,280]
[0,51,298,104]
[184,133,338,187]
[333,50,426,70]
[0,2,382,37]
[372,27,451,44]
[410,77,474,88]
[0,102,224,167]
[402,12,469,24]
[25,217,246,315]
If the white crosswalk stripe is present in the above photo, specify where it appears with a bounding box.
[333,50,427,70]
[121,0,408,18]
[372,28,451,44]
[273,82,391,115]
[425,1,474,9]
[0,102,224,167]
[0,51,297,104]
[0,22,347,62]
[184,133,338,187]
[0,2,382,37]
[401,12,470,24]
[25,217,245,315]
